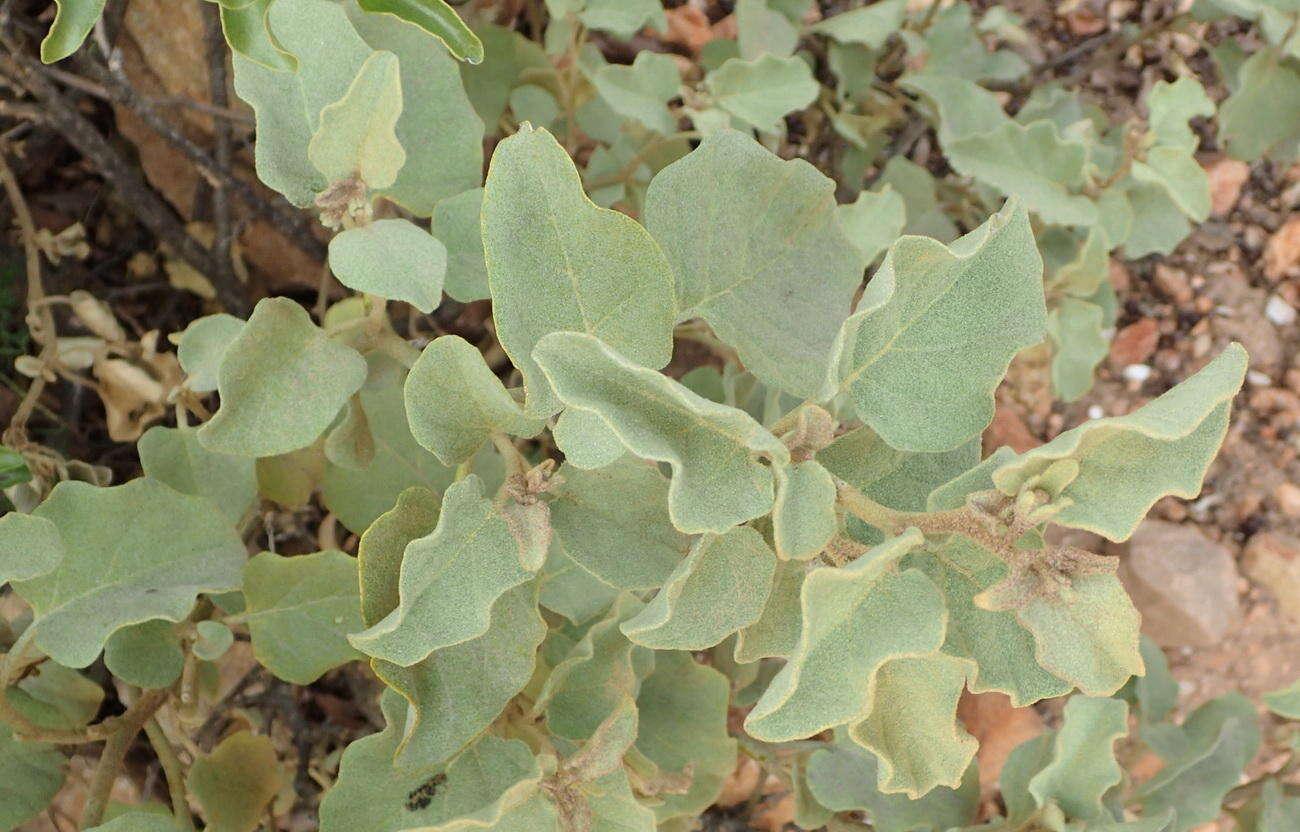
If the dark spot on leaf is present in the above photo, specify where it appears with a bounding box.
[404,773,446,812]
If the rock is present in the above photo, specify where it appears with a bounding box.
[984,402,1039,455]
[1244,532,1300,626]
[1114,520,1242,648]
[1109,318,1160,368]
[1203,156,1250,216]
[1274,482,1300,518]
[1264,214,1300,281]
[957,691,1044,796]
[1109,259,1132,292]
[1153,264,1193,305]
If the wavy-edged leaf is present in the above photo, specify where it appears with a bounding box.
[138,425,257,523]
[837,185,907,266]
[535,332,790,533]
[219,0,294,72]
[357,485,441,625]
[0,512,64,585]
[809,0,907,49]
[198,297,367,458]
[1027,695,1128,821]
[772,461,838,560]
[847,653,976,797]
[103,620,184,689]
[1219,47,1300,161]
[0,724,64,830]
[635,651,738,822]
[355,0,484,64]
[539,545,619,625]
[548,457,690,590]
[329,220,446,313]
[9,478,244,668]
[176,313,245,393]
[578,0,666,38]
[308,51,406,188]
[5,662,103,729]
[482,124,676,417]
[704,54,819,131]
[405,335,545,465]
[992,344,1247,541]
[819,425,981,514]
[592,51,680,135]
[552,407,625,470]
[1263,676,1300,719]
[350,476,532,666]
[243,550,365,684]
[621,526,776,649]
[734,558,805,663]
[432,188,489,303]
[825,201,1046,453]
[644,129,862,398]
[1048,298,1109,403]
[1148,76,1215,152]
[745,529,945,741]
[187,732,282,832]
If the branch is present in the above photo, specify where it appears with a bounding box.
[80,688,170,830]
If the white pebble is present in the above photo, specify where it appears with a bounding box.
[1087,404,1104,420]
[1248,370,1274,387]
[1266,295,1296,326]
[1122,364,1152,382]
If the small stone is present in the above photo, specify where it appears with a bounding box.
[1266,294,1297,326]
[1263,214,1300,281]
[1109,259,1132,292]
[957,691,1044,795]
[1203,156,1250,216]
[983,402,1039,455]
[1274,482,1300,518]
[1243,532,1300,627]
[1109,318,1160,367]
[1153,264,1193,305]
[1115,520,1241,648]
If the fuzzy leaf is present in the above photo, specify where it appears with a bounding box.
[198,297,367,458]
[810,0,907,49]
[825,201,1046,453]
[819,425,981,515]
[329,220,446,313]
[9,478,244,668]
[735,558,806,662]
[837,186,907,266]
[405,336,545,465]
[548,458,691,590]
[1147,76,1215,152]
[745,530,946,741]
[138,426,257,523]
[308,51,406,188]
[1048,298,1110,403]
[645,129,863,398]
[1219,47,1300,161]
[592,51,680,134]
[0,512,64,585]
[772,461,838,560]
[355,0,484,64]
[431,189,489,302]
[1027,696,1128,821]
[243,550,365,685]
[349,476,532,666]
[552,407,626,469]
[992,344,1247,541]
[0,725,63,830]
[578,0,666,38]
[482,124,676,417]
[535,332,790,533]
[621,526,777,649]
[1263,676,1300,719]
[187,732,283,832]
[176,313,245,393]
[103,620,184,689]
[704,54,819,131]
[539,546,619,625]
[847,654,977,797]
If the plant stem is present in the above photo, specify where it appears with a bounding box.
[144,717,195,831]
[79,688,170,829]
[492,432,529,479]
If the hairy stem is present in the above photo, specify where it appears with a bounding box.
[144,717,195,831]
[79,688,170,829]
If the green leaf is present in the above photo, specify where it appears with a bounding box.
[907,539,1070,707]
[482,124,676,417]
[820,426,981,515]
[634,651,738,822]
[1219,48,1300,161]
[1027,696,1128,821]
[405,335,545,465]
[1238,778,1300,832]
[193,620,235,662]
[219,0,294,73]
[243,550,365,684]
[6,661,104,729]
[837,186,907,267]
[902,2,1027,82]
[736,0,798,59]
[10,478,245,668]
[704,54,819,132]
[0,724,64,830]
[357,485,441,626]
[735,558,805,662]
[552,407,625,470]
[1147,76,1215,152]
[103,620,184,689]
[548,458,691,590]
[1048,298,1109,403]
[879,156,959,241]
[1131,147,1211,222]
[375,584,545,769]
[355,0,484,64]
[432,188,489,303]
[176,313,245,394]
[578,0,666,38]
[621,526,776,649]
[329,220,446,313]
[0,512,64,584]
[320,357,458,534]
[534,332,790,533]
[187,732,282,832]
[1016,573,1143,697]
[460,24,519,127]
[825,201,1047,453]
[804,742,979,832]
[138,426,257,523]
[308,51,406,188]
[346,4,486,212]
[592,52,680,135]
[1263,676,1300,718]
[0,445,32,489]
[644,129,863,398]
[539,546,619,624]
[231,0,373,206]
[349,476,532,666]
[1120,183,1192,258]
[772,461,838,560]
[847,654,976,798]
[745,530,946,741]
[86,814,186,832]
[40,0,106,62]
[198,297,367,458]
[809,0,906,49]
[992,344,1248,541]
